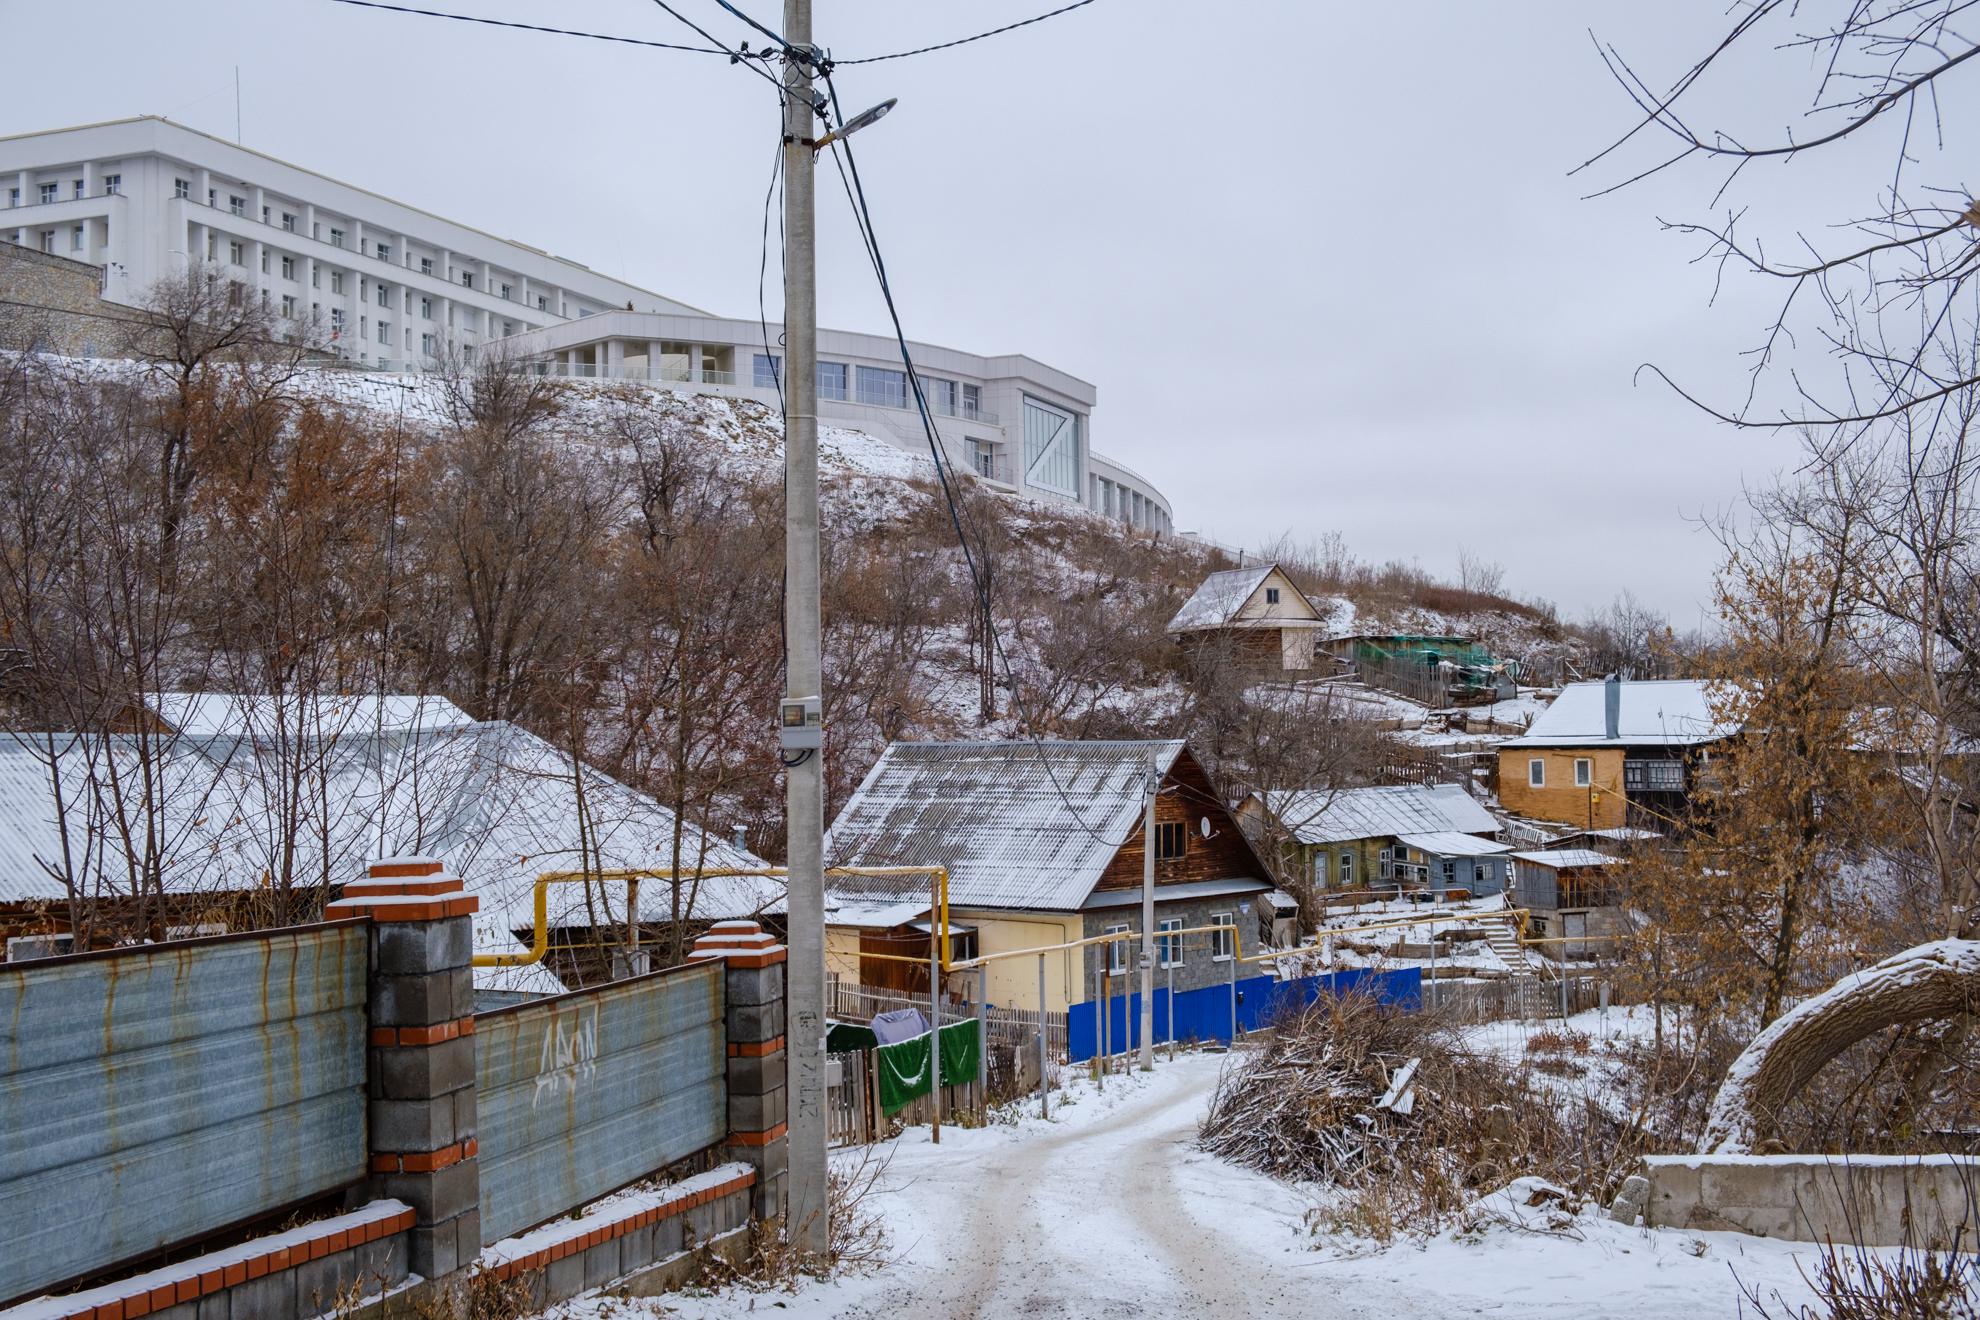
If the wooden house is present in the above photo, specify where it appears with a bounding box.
[1237,782,1510,900]
[1498,677,1736,830]
[823,739,1274,1014]
[1510,848,1628,957]
[1166,564,1330,681]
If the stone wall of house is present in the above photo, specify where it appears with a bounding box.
[0,241,144,355]
[1079,891,1266,998]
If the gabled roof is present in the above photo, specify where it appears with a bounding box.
[1395,831,1513,858]
[1502,680,1734,748]
[1166,564,1323,634]
[824,739,1189,912]
[148,692,475,737]
[1261,783,1498,846]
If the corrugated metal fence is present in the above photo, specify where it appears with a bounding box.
[0,923,370,1305]
[475,960,727,1245]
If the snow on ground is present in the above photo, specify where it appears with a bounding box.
[539,1047,1866,1320]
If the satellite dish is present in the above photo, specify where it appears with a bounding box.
[1200,816,1213,838]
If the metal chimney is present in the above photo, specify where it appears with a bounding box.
[1603,673,1621,741]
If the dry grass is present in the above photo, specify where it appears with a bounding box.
[1740,1236,1979,1318]
[688,1145,893,1294]
[1199,992,1647,1242]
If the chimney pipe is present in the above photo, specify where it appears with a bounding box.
[1604,673,1621,741]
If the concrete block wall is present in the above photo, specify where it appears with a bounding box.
[688,921,790,1222]
[1642,1153,1980,1248]
[326,858,482,1280]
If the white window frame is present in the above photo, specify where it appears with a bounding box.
[7,933,74,961]
[1157,917,1184,968]
[1210,913,1235,962]
[1337,851,1354,887]
[101,173,120,195]
[1265,587,1280,604]
[173,178,190,200]
[1105,922,1129,976]
[1529,758,1545,788]
[1574,757,1592,788]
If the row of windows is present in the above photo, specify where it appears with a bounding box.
[7,174,121,208]
[1102,913,1238,974]
[1527,757,1594,789]
[751,355,984,416]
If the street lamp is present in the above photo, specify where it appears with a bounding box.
[812,98,897,151]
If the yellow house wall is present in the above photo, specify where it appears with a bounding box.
[825,927,863,983]
[1498,747,1627,828]
[953,908,1084,1013]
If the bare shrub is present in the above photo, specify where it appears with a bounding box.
[1740,1236,1979,1319]
[691,1145,893,1293]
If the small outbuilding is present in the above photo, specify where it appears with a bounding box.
[1166,563,1329,681]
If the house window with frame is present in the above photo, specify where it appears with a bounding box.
[1105,923,1130,975]
[818,361,848,401]
[499,282,512,300]
[1441,859,1457,888]
[38,183,57,204]
[754,353,782,389]
[173,178,191,200]
[377,320,391,345]
[260,250,270,273]
[1210,912,1235,961]
[72,179,83,199]
[1154,820,1186,861]
[419,296,432,319]
[228,195,245,216]
[102,174,120,195]
[1158,917,1184,968]
[1265,587,1280,604]
[856,364,907,408]
[282,212,296,232]
[330,271,344,294]
[1338,851,1354,887]
[280,255,295,280]
[376,284,391,308]
[1529,758,1545,788]
[1574,758,1592,788]
[281,295,297,318]
[421,257,434,275]
[261,205,270,224]
[961,382,981,417]
[228,240,244,266]
[329,227,345,248]
[376,244,392,263]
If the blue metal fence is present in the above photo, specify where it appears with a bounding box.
[0,923,370,1306]
[1065,966,1421,1063]
[475,959,727,1244]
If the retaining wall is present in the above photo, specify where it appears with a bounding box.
[1641,1153,1980,1247]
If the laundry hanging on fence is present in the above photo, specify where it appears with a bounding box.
[875,1018,981,1115]
[826,1019,878,1055]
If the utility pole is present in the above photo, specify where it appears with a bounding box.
[779,0,829,1258]
[1139,757,1156,1071]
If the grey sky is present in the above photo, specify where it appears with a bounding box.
[5,1,1834,624]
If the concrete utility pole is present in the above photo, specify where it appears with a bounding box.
[1139,756,1157,1071]
[779,0,829,1258]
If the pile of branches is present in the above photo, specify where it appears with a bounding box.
[1199,991,1637,1239]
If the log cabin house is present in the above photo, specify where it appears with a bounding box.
[822,739,1274,1015]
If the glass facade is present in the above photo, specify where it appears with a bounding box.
[753,353,781,388]
[856,365,907,408]
[819,361,848,400]
[1023,396,1080,495]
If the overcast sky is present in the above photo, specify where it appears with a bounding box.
[7,0,1852,624]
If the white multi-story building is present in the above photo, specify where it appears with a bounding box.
[0,115,1173,531]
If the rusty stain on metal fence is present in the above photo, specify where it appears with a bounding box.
[0,923,369,1307]
[475,960,725,1245]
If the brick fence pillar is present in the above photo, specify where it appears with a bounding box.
[327,857,481,1281]
[688,920,788,1223]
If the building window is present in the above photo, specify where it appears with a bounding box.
[38,183,57,204]
[330,307,345,330]
[961,382,981,418]
[280,255,294,279]
[460,271,474,289]
[173,178,190,200]
[918,374,957,414]
[260,205,270,224]
[228,195,245,216]
[1157,917,1184,968]
[1529,758,1545,788]
[818,361,848,401]
[499,282,512,300]
[329,227,344,248]
[1210,913,1235,961]
[1154,820,1186,861]
[330,271,344,294]
[1105,923,1129,975]
[205,232,218,260]
[6,933,75,962]
[259,288,270,307]
[1338,851,1354,887]
[855,364,907,408]
[535,294,547,310]
[421,332,436,355]
[260,250,270,273]
[228,240,244,266]
[1022,396,1080,495]
[1265,587,1280,604]
[6,187,17,207]
[102,174,120,195]
[281,294,297,318]
[753,353,782,388]
[282,212,296,232]
[37,230,52,253]
[376,243,392,263]
[72,179,84,199]
[1574,758,1592,788]
[419,296,432,319]
[421,256,434,275]
[376,285,391,308]
[68,225,83,252]
[376,321,391,344]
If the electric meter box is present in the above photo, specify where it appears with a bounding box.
[779,696,823,750]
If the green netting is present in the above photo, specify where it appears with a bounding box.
[875,1018,981,1115]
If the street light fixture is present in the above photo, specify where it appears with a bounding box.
[812,98,897,151]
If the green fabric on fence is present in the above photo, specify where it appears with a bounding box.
[826,1020,877,1055]
[875,1018,981,1115]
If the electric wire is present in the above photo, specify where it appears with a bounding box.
[327,0,731,54]
[834,0,1099,64]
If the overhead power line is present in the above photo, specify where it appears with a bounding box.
[834,0,1099,65]
[326,0,730,54]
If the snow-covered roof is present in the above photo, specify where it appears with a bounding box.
[1261,783,1498,846]
[1510,849,1624,869]
[1395,831,1513,858]
[148,692,476,737]
[1503,680,1734,748]
[0,717,776,946]
[1166,564,1322,634]
[824,739,1192,912]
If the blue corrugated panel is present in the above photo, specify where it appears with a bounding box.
[1066,966,1423,1062]
[475,962,726,1244]
[0,924,369,1306]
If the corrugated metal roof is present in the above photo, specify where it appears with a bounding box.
[1166,565,1277,633]
[149,692,475,737]
[1263,783,1498,845]
[824,739,1187,912]
[1511,849,1623,868]
[1503,680,1734,748]
[1395,831,1513,858]
[0,718,775,942]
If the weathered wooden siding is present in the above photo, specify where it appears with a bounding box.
[474,961,726,1245]
[1497,747,1628,827]
[1092,749,1269,893]
[0,923,369,1306]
